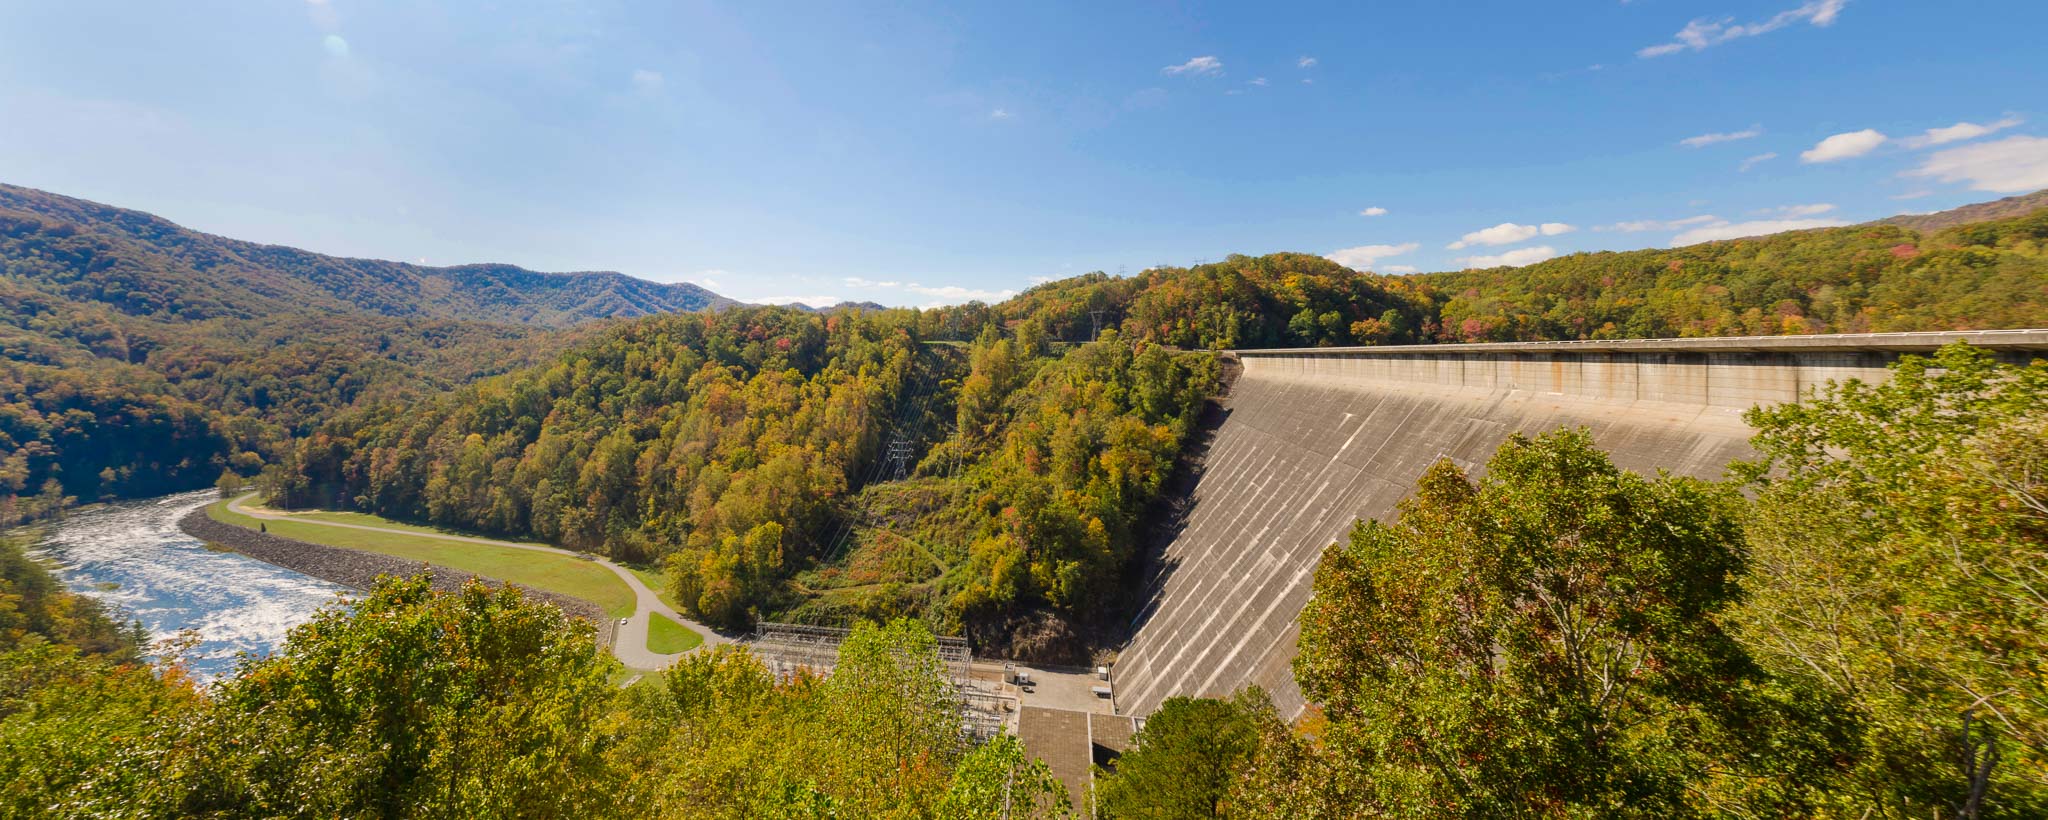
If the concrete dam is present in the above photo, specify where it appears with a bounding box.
[1111,330,2048,720]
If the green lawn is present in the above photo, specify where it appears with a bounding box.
[646,611,703,655]
[207,500,636,618]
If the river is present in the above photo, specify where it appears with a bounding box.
[30,490,349,680]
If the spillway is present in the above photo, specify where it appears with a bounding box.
[1111,330,2048,719]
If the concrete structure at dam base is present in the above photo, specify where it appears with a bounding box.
[1108,329,2048,721]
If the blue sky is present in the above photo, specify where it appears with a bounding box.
[3,1,2045,307]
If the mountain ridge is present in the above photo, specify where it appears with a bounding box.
[0,183,736,327]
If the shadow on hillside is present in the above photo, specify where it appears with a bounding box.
[1099,355,1240,654]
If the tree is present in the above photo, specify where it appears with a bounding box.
[1265,430,1844,817]
[937,734,1070,819]
[1094,688,1275,819]
[1735,342,2048,816]
[185,574,624,818]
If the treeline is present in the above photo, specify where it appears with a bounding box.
[0,569,1070,817]
[964,206,2048,349]
[266,308,1217,651]
[1096,343,2048,818]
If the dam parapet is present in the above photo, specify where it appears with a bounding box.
[1112,330,2048,720]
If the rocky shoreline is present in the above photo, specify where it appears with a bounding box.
[178,506,614,645]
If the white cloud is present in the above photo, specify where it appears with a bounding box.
[1324,242,1421,270]
[843,277,902,288]
[1446,221,1575,249]
[1680,125,1762,148]
[1638,0,1847,58]
[1597,215,1721,232]
[1249,77,1269,87]
[1163,56,1223,77]
[630,68,664,95]
[1739,152,1779,171]
[1359,206,1388,217]
[1381,265,1419,274]
[1891,190,1934,200]
[1801,129,1886,163]
[1298,56,1318,68]
[1899,116,2023,149]
[906,283,1017,302]
[1904,135,2048,193]
[322,34,350,58]
[989,108,1013,120]
[756,295,844,308]
[1672,218,1849,245]
[1456,246,1559,268]
[1754,203,1837,217]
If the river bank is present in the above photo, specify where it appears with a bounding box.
[179,505,615,646]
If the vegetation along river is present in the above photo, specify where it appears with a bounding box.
[30,490,347,680]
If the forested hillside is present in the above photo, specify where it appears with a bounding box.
[0,184,741,523]
[0,184,731,327]
[980,202,2048,348]
[266,307,1215,656]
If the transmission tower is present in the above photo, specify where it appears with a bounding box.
[885,436,915,480]
[1089,310,1107,341]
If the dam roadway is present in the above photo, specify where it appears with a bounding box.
[1110,329,2048,720]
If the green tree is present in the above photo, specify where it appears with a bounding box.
[1734,342,2048,816]
[186,574,624,818]
[1265,430,1844,817]
[1095,689,1275,819]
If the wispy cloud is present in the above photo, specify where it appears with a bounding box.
[1249,77,1269,87]
[756,295,843,308]
[1447,222,1575,250]
[1905,135,2048,193]
[1297,56,1318,68]
[1597,215,1721,232]
[1801,129,1886,163]
[906,283,1017,302]
[1324,242,1420,270]
[1163,56,1223,77]
[630,68,664,96]
[989,108,1013,120]
[1359,206,1388,217]
[1679,125,1763,148]
[1754,203,1837,217]
[1457,246,1559,268]
[1638,0,1848,58]
[1739,152,1779,171]
[1898,116,2024,149]
[1672,218,1848,245]
[1890,190,1934,200]
[843,277,902,288]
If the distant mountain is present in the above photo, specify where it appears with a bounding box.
[0,183,735,328]
[1874,189,2048,233]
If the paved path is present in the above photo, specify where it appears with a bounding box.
[227,494,727,670]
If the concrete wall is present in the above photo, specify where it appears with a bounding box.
[1111,330,2048,719]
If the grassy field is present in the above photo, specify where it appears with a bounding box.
[646,612,703,655]
[207,501,636,618]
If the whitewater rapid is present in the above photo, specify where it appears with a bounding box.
[31,490,348,680]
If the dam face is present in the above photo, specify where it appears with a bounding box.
[1112,330,2048,720]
